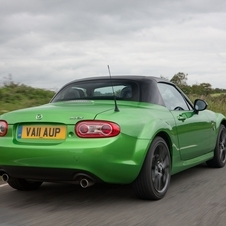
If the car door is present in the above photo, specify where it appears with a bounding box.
[158,83,213,161]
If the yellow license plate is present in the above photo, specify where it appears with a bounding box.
[18,125,66,139]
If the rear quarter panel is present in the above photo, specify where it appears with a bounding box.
[95,102,180,170]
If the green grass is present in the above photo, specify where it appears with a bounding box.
[0,82,55,115]
[189,94,226,116]
[211,93,226,97]
[0,81,226,117]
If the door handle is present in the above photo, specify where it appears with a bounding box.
[178,115,186,121]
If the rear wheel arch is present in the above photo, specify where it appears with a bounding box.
[221,120,226,128]
[156,131,172,160]
[139,131,172,169]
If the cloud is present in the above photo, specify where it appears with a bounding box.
[0,0,226,90]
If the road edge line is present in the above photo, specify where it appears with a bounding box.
[0,183,8,188]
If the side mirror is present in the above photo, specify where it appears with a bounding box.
[194,99,208,114]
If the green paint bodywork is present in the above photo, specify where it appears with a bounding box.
[0,100,225,184]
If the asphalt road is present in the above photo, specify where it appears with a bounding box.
[0,164,226,226]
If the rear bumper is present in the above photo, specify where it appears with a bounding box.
[0,136,150,184]
[0,166,102,183]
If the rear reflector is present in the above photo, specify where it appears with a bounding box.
[0,120,8,137]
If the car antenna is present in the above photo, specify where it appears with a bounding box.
[107,65,119,112]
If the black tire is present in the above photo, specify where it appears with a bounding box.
[133,136,171,200]
[206,125,226,168]
[7,178,43,191]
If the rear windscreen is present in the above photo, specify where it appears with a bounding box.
[51,80,140,102]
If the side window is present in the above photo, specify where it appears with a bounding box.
[158,83,191,111]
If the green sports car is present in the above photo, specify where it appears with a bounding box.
[0,76,226,200]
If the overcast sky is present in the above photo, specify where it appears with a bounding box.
[1,0,226,90]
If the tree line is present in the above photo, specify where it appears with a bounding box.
[169,72,226,96]
[0,73,226,115]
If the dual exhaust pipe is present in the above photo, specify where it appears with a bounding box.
[2,173,9,182]
[79,177,94,188]
[1,173,94,188]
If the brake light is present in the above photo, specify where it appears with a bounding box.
[0,120,8,136]
[75,120,120,138]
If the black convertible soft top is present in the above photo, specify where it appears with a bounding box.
[51,76,172,106]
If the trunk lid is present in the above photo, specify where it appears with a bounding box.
[1,100,115,144]
[2,100,115,124]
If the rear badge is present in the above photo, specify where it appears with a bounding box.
[70,116,84,120]
[36,114,43,120]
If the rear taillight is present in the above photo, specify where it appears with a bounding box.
[0,120,8,137]
[75,120,120,138]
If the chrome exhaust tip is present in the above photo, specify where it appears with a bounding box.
[2,173,9,182]
[80,178,94,188]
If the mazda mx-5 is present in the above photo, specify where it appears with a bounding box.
[0,76,225,200]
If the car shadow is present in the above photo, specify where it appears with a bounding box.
[0,163,218,209]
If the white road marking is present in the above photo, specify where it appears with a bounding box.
[0,183,8,188]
